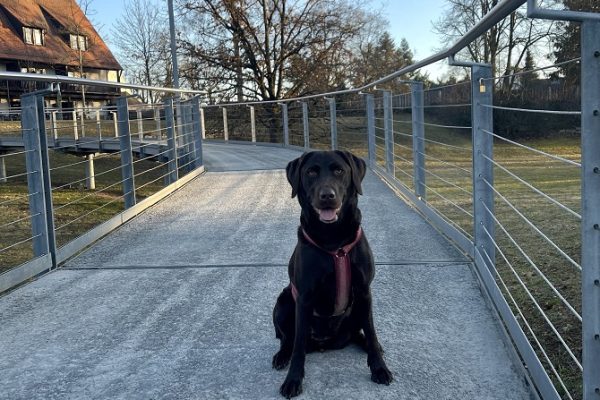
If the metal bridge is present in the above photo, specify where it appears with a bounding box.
[0,1,599,399]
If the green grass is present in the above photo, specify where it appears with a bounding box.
[1,149,170,273]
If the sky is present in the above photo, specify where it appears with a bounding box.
[89,0,449,80]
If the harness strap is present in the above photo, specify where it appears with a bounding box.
[290,227,363,316]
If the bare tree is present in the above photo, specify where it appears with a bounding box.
[433,0,556,91]
[111,0,170,103]
[178,0,380,102]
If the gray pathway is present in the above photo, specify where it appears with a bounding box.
[0,143,532,399]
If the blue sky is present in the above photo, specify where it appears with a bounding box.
[90,0,448,79]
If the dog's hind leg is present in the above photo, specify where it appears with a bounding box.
[272,287,295,370]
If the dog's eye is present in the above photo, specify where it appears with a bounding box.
[307,169,318,177]
[333,168,343,176]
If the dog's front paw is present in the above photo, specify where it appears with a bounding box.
[370,365,393,385]
[280,376,303,398]
[272,350,291,370]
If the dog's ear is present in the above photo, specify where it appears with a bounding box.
[336,150,366,195]
[286,153,307,198]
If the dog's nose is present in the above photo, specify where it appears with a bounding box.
[319,188,336,201]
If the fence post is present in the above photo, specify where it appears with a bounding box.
[51,110,58,144]
[327,97,338,150]
[96,109,102,139]
[72,110,78,140]
[154,107,161,139]
[137,109,144,141]
[191,96,204,169]
[302,101,309,149]
[116,96,136,208]
[199,106,206,139]
[164,98,179,184]
[471,64,495,270]
[365,94,376,169]
[281,103,289,146]
[0,157,6,183]
[112,111,118,138]
[383,90,394,175]
[411,82,426,200]
[580,19,600,400]
[222,106,229,141]
[249,105,256,142]
[21,91,56,266]
[182,102,193,172]
[85,153,95,190]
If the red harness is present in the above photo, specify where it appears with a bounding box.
[290,227,363,316]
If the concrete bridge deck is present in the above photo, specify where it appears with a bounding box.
[0,143,532,399]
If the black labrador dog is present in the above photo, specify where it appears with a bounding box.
[272,150,393,398]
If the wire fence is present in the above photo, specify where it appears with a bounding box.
[0,2,598,399]
[0,88,204,289]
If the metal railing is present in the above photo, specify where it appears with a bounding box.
[0,85,204,292]
[0,0,598,399]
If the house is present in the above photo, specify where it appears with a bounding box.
[0,0,122,114]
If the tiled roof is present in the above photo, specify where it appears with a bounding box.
[0,0,121,71]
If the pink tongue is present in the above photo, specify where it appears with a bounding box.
[319,209,337,221]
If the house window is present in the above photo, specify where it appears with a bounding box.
[69,34,88,51]
[23,27,44,45]
[20,67,47,74]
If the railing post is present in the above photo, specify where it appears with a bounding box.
[137,109,144,141]
[365,94,376,169]
[112,111,118,138]
[0,157,6,183]
[164,98,179,184]
[327,97,338,150]
[383,90,394,175]
[21,91,56,266]
[191,96,204,169]
[302,101,309,149]
[154,106,161,139]
[72,110,78,140]
[79,109,85,137]
[411,82,426,200]
[471,64,495,270]
[95,109,102,139]
[580,19,600,400]
[116,96,136,208]
[51,110,58,143]
[182,102,193,172]
[85,153,95,190]
[281,103,289,146]
[222,106,229,141]
[199,106,206,139]
[249,105,256,143]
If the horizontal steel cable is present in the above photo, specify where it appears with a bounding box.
[53,178,127,212]
[0,212,39,230]
[482,103,581,116]
[482,178,581,272]
[422,103,471,109]
[0,234,41,254]
[479,221,583,371]
[481,129,581,167]
[424,182,474,218]
[418,165,473,196]
[55,193,127,233]
[134,162,167,179]
[419,121,472,130]
[481,202,582,323]
[417,151,472,175]
[485,58,581,82]
[478,247,576,400]
[422,136,471,152]
[481,154,581,220]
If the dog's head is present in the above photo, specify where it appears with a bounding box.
[286,150,366,224]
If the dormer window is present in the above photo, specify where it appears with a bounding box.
[23,27,44,46]
[69,33,88,51]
